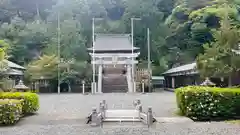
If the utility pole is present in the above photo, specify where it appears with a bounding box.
[92,18,96,94]
[36,2,40,24]
[57,12,61,94]
[131,18,134,80]
[131,18,141,92]
[91,18,104,94]
[147,28,151,92]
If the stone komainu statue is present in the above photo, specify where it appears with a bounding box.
[86,112,92,124]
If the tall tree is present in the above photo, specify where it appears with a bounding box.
[197,11,240,86]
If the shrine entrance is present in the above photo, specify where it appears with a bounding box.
[103,65,126,75]
[88,34,140,93]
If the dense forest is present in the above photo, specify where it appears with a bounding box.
[0,0,240,84]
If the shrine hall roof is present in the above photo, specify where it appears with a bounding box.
[88,34,139,51]
[3,60,25,70]
[162,62,198,75]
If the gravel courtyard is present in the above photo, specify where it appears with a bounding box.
[0,91,239,135]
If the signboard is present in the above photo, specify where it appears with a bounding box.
[112,55,118,67]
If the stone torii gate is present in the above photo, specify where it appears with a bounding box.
[88,34,140,93]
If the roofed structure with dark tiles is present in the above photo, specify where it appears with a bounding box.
[88,34,139,52]
[2,60,25,75]
[162,62,198,76]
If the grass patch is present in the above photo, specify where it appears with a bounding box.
[226,120,240,125]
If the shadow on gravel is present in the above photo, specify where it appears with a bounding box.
[0,113,39,127]
[16,117,88,126]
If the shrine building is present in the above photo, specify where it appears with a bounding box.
[88,34,140,93]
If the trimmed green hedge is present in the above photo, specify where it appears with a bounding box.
[175,86,240,121]
[0,99,23,125]
[28,90,39,93]
[0,92,39,114]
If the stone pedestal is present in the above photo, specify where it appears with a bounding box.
[126,65,133,93]
[172,77,175,89]
[91,82,97,94]
[98,65,103,93]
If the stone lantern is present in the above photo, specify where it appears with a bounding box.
[14,80,29,92]
[82,80,86,94]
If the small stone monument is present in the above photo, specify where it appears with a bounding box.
[200,77,216,86]
[13,80,29,92]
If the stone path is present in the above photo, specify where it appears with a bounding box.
[37,92,178,120]
[0,91,239,135]
[1,121,239,135]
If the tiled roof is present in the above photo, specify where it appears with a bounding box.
[6,68,24,75]
[3,60,25,70]
[162,62,197,75]
[88,34,139,51]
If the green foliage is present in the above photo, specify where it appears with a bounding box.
[165,0,240,70]
[26,55,59,80]
[0,0,240,77]
[0,48,5,61]
[0,60,8,74]
[60,61,91,83]
[0,92,39,114]
[197,13,240,80]
[189,3,238,22]
[27,90,39,93]
[0,40,10,60]
[26,54,90,83]
[0,78,15,92]
[0,99,23,125]
[175,86,240,121]
[0,40,10,50]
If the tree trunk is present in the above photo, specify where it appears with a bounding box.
[228,75,232,87]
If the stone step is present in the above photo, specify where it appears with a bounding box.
[102,85,127,86]
[102,73,128,93]
[102,82,127,84]
[103,80,127,85]
[102,90,128,93]
[102,85,128,88]
[102,85,128,87]
[103,74,126,77]
[105,110,139,118]
[104,110,140,122]
[104,118,141,122]
[102,88,128,93]
[103,78,126,80]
